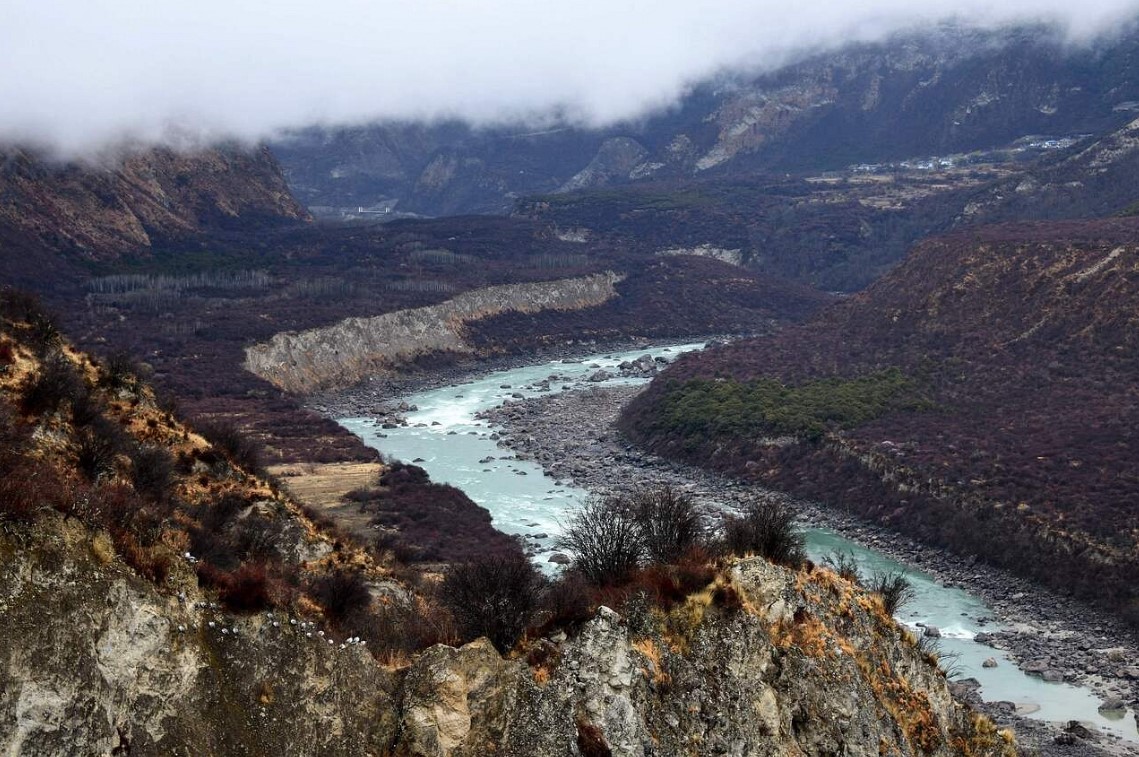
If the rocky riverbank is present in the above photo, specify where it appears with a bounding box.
[478,384,1139,756]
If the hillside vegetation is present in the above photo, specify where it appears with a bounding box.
[623,218,1139,625]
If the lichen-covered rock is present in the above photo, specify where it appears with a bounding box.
[391,559,1010,757]
[0,517,398,756]
[0,518,1009,756]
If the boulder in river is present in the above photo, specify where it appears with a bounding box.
[1098,696,1126,713]
[982,658,998,668]
[548,553,571,565]
[923,626,941,638]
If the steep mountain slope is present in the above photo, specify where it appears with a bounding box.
[0,145,308,279]
[273,22,1139,216]
[622,218,1139,625]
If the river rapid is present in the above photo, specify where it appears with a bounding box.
[337,341,1139,747]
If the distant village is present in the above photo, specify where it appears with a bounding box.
[848,133,1090,175]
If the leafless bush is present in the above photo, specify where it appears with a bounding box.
[624,484,705,564]
[721,497,805,567]
[309,569,372,622]
[75,418,123,482]
[129,444,175,503]
[233,516,287,561]
[822,550,862,583]
[21,350,83,415]
[439,553,543,652]
[199,491,249,532]
[539,571,595,631]
[99,351,140,392]
[197,421,264,475]
[556,496,643,586]
[868,570,915,615]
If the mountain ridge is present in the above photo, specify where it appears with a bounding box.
[273,22,1139,217]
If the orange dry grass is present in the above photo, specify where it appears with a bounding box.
[632,638,671,687]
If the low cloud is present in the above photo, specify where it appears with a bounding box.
[3,0,1138,155]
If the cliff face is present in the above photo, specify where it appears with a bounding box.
[0,522,1008,756]
[0,144,309,262]
[396,558,1007,757]
[244,272,624,394]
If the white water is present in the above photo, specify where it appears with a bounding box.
[338,341,1137,742]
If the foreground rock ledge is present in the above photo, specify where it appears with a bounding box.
[0,516,1009,756]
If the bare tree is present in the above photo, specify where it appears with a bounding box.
[624,484,705,564]
[556,496,643,586]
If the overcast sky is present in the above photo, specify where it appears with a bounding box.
[3,0,1139,155]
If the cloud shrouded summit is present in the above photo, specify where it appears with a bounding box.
[4,0,1139,155]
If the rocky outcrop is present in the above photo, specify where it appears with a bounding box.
[0,516,399,757]
[390,561,1007,757]
[245,273,624,393]
[657,244,745,267]
[0,515,1010,756]
[557,138,649,193]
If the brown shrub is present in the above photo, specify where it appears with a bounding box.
[75,417,124,482]
[113,530,170,584]
[629,554,716,610]
[197,421,265,475]
[129,445,176,503]
[576,716,612,757]
[232,516,286,561]
[0,460,41,524]
[220,563,273,612]
[98,351,140,392]
[0,456,72,524]
[539,571,595,633]
[439,553,543,652]
[189,526,240,570]
[21,350,83,416]
[89,483,145,531]
[309,569,372,622]
[722,497,805,567]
